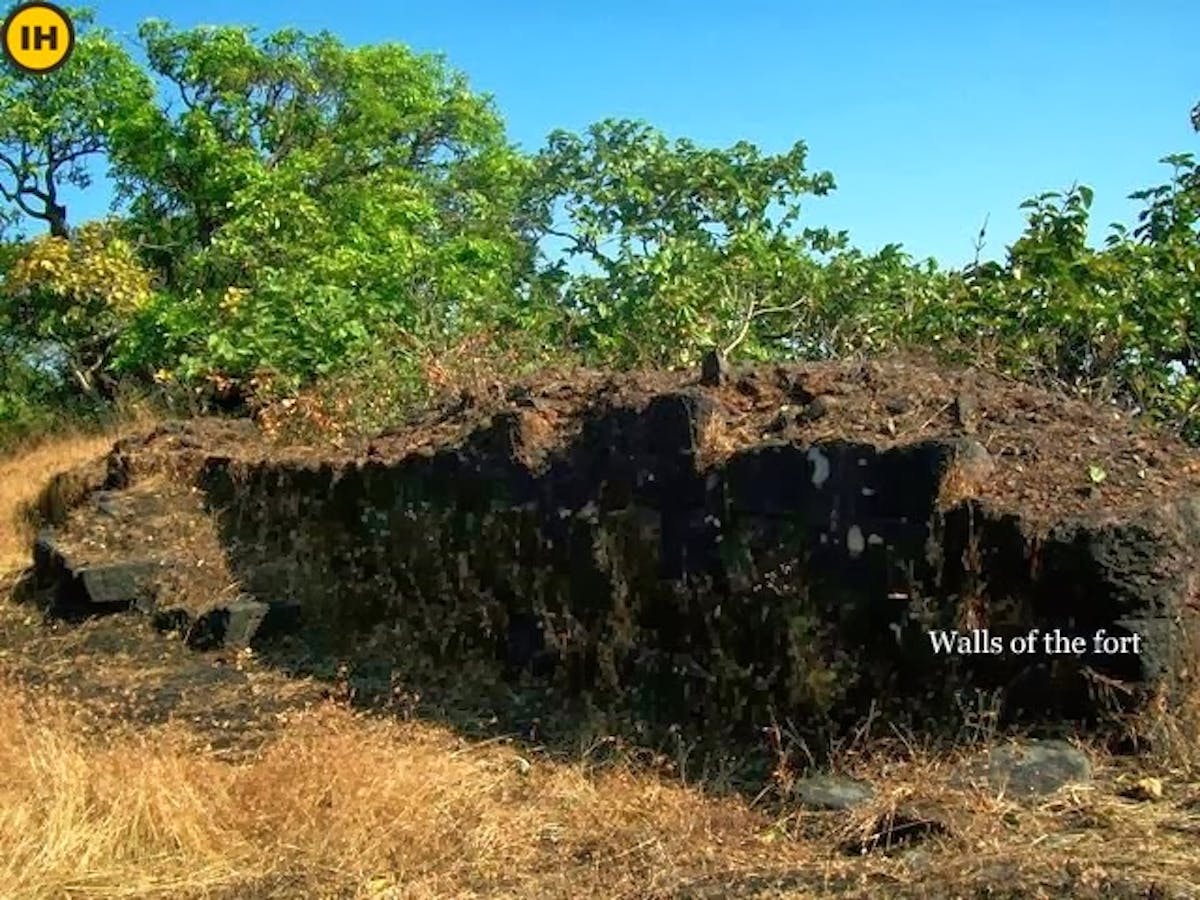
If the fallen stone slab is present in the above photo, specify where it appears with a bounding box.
[954,739,1093,798]
[74,562,160,610]
[791,774,876,811]
[185,597,302,651]
[33,532,159,618]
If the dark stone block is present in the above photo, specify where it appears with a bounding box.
[723,443,815,516]
[32,531,67,588]
[501,610,558,680]
[699,349,728,386]
[36,537,159,619]
[955,739,1092,798]
[185,597,299,651]
[76,562,159,610]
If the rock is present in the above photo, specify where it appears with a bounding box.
[643,391,716,514]
[186,599,266,651]
[185,597,300,651]
[505,385,541,409]
[787,377,816,405]
[950,438,995,481]
[257,598,303,641]
[956,740,1092,798]
[699,349,729,387]
[31,531,67,589]
[151,607,193,635]
[501,611,558,679]
[76,562,159,611]
[93,492,121,518]
[33,535,159,618]
[765,410,790,434]
[954,437,992,468]
[953,390,978,434]
[734,375,761,399]
[798,396,829,423]
[791,774,875,810]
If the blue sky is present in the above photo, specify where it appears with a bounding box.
[58,1,1200,267]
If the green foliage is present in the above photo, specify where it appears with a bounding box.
[1,221,154,398]
[950,157,1200,438]
[533,119,838,366]
[769,244,954,361]
[0,7,153,237]
[107,21,538,387]
[0,12,1196,449]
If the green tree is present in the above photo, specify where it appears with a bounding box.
[533,119,839,367]
[947,145,1200,436]
[0,8,152,236]
[1,221,153,398]
[109,21,539,388]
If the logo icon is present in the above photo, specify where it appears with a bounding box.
[2,2,75,74]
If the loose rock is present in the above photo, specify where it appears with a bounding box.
[798,396,830,423]
[185,597,300,651]
[955,739,1092,798]
[791,774,875,810]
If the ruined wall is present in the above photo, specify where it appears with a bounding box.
[123,393,1200,745]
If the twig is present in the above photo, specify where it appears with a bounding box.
[722,289,810,358]
[915,401,955,432]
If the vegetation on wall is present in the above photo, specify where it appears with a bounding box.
[0,7,1196,446]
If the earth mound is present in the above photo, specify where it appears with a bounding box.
[20,355,1200,752]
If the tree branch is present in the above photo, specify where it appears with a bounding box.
[542,226,616,270]
[722,289,808,358]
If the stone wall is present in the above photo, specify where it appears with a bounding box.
[90,393,1198,745]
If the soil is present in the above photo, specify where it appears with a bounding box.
[138,354,1200,527]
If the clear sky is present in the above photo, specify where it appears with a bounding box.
[60,1,1200,267]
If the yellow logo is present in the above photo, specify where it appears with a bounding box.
[2,2,75,74]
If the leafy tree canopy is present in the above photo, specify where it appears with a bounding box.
[532,119,840,366]
[0,7,153,237]
[0,12,1195,446]
[107,20,537,385]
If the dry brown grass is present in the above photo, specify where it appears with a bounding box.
[3,672,1200,900]
[0,676,773,899]
[0,429,132,572]
[4,429,1200,898]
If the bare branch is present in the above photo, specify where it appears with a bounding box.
[722,286,808,358]
[0,178,48,221]
[542,226,616,271]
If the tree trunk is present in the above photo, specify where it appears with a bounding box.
[47,201,69,238]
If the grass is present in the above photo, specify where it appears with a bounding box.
[0,680,777,898]
[0,421,145,572]
[2,428,1200,898]
[1,657,1199,900]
